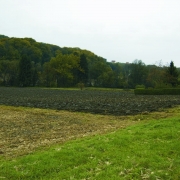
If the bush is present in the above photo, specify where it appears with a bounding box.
[135,84,145,89]
[155,83,172,89]
[78,82,85,90]
[134,88,180,95]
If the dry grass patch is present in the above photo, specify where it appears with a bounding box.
[0,106,134,158]
[0,105,179,158]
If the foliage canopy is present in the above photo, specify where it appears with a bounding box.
[0,34,179,89]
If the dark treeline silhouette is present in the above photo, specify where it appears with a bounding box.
[0,35,179,88]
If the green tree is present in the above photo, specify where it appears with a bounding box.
[146,65,166,88]
[122,63,131,88]
[77,54,89,84]
[42,62,54,87]
[0,60,18,86]
[97,67,116,87]
[108,62,125,88]
[129,60,148,88]
[18,55,32,87]
[89,60,114,87]
[8,60,19,86]
[165,61,179,87]
[0,60,11,85]
[44,53,80,87]
[0,43,6,58]
[0,35,9,39]
[31,61,39,86]
[0,60,19,86]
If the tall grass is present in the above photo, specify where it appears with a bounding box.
[1,116,180,179]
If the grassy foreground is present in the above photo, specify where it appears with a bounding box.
[0,112,180,179]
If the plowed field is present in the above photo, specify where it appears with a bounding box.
[0,87,180,115]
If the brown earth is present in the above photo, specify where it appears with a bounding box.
[0,87,180,115]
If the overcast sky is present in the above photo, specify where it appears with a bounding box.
[1,0,180,67]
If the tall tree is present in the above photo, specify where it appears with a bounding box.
[0,35,9,39]
[129,60,148,88]
[108,62,124,88]
[77,54,88,84]
[97,67,116,87]
[31,61,39,86]
[18,55,32,87]
[165,61,179,87]
[8,60,19,86]
[0,60,11,85]
[0,60,19,86]
[44,53,80,87]
[146,65,166,88]
[42,62,54,87]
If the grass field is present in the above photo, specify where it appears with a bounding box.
[0,105,180,179]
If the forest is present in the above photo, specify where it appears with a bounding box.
[0,34,179,88]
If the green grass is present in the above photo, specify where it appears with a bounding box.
[42,87,133,92]
[1,116,180,179]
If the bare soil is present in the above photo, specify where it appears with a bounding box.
[0,87,180,115]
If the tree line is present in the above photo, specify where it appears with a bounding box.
[0,35,179,88]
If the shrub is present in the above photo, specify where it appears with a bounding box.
[78,82,84,90]
[134,88,180,95]
[155,83,172,89]
[135,84,145,89]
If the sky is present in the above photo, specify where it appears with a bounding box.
[1,0,180,67]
